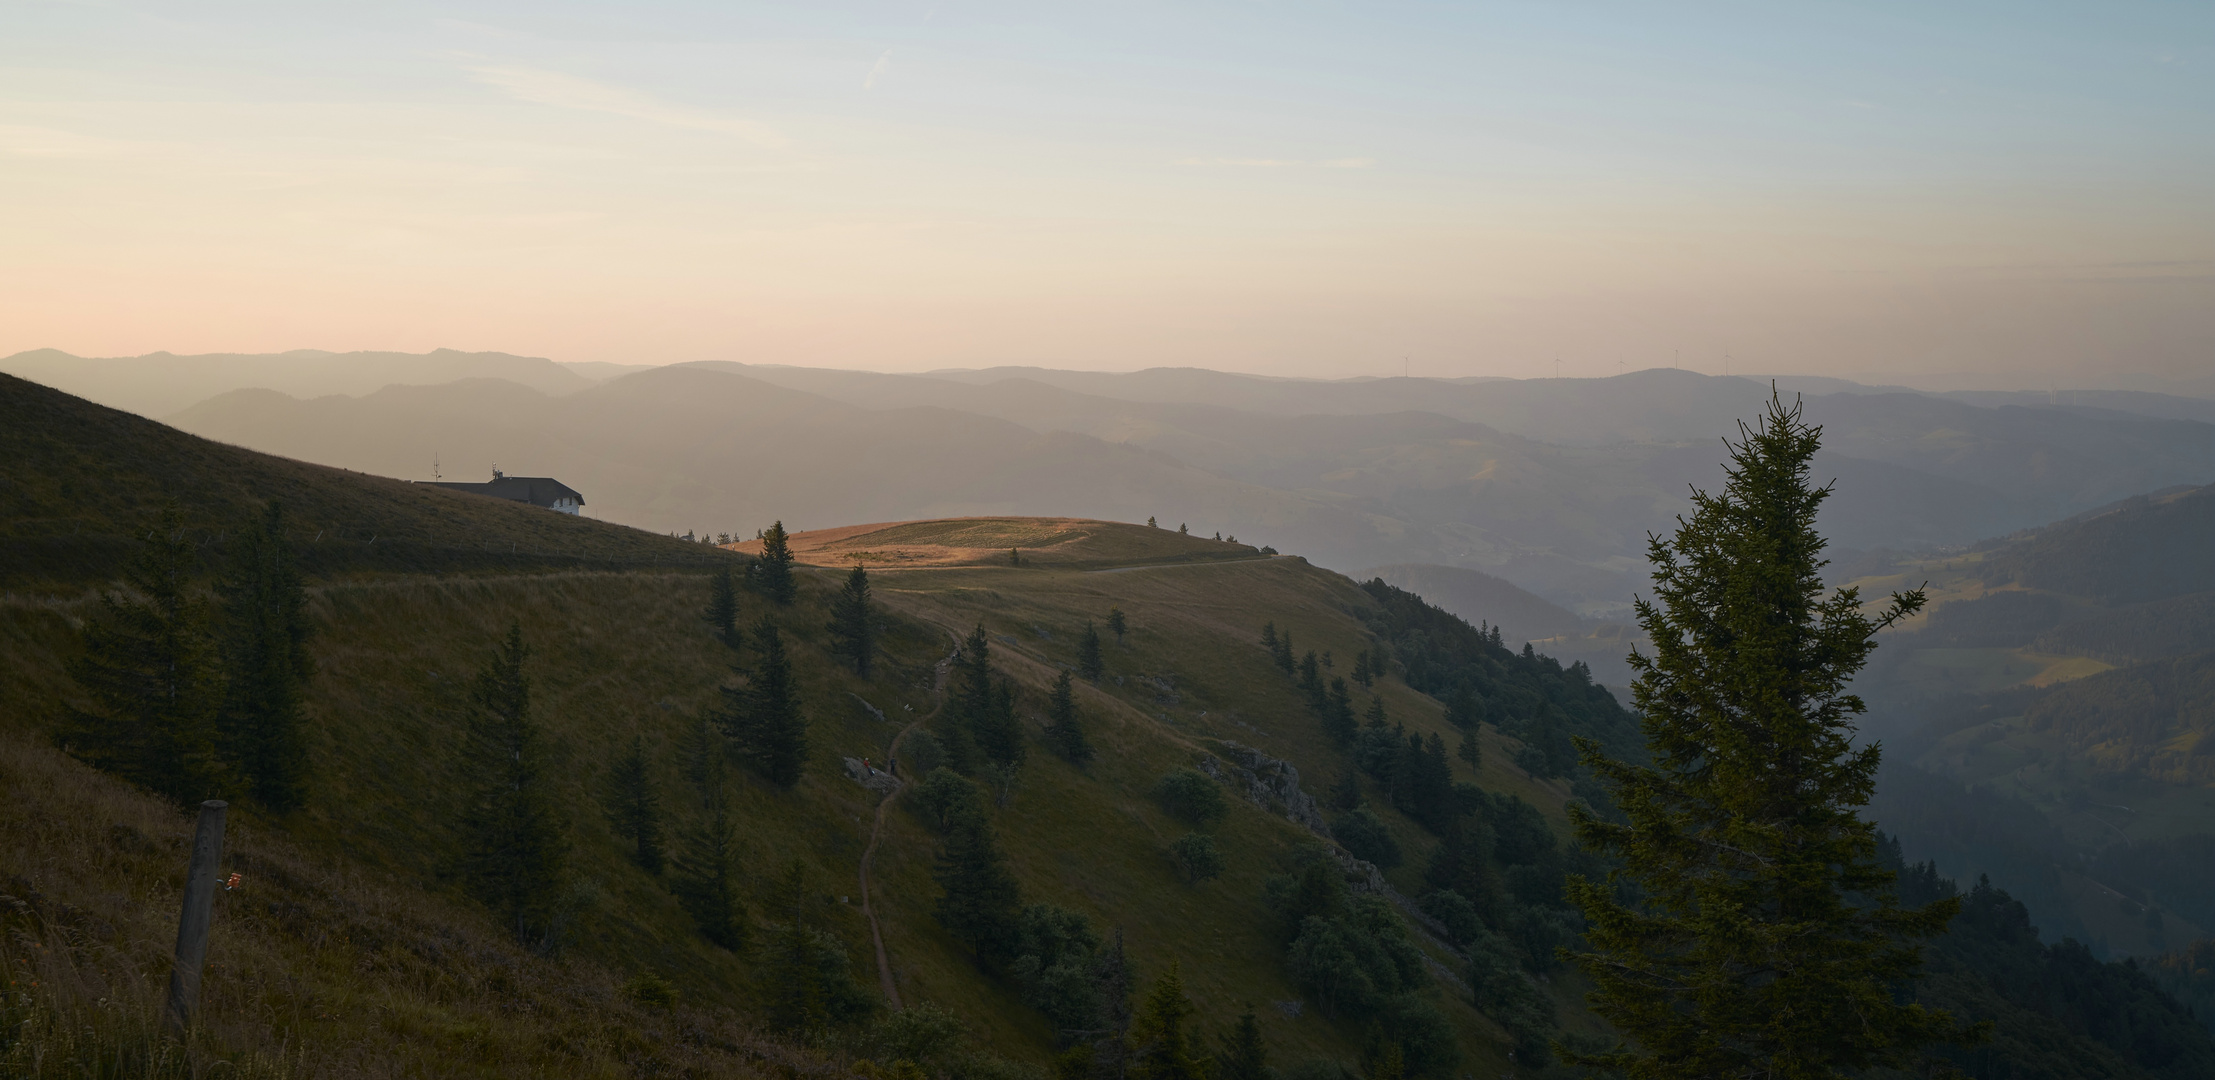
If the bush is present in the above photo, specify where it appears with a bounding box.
[1154,768,1227,827]
[1416,889,1482,948]
[861,1003,969,1067]
[1330,807,1401,869]
[1373,994,1461,1078]
[1167,832,1224,883]
[914,768,984,831]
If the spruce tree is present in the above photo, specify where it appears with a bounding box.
[1443,686,1480,731]
[65,505,223,804]
[1091,929,1135,1079]
[757,521,798,606]
[705,563,741,647]
[1078,622,1106,681]
[605,734,666,874]
[1457,727,1481,771]
[939,624,995,773]
[1321,678,1358,746]
[976,678,1026,772]
[1565,393,1968,1078]
[672,762,750,950]
[765,860,828,1034]
[1273,631,1295,674]
[214,500,314,811]
[1260,622,1277,652]
[933,801,1022,960]
[1108,608,1128,645]
[827,564,875,677]
[1126,962,1209,1080]
[1351,649,1373,689]
[1299,651,1324,708]
[1044,670,1095,765]
[1218,1010,1269,1080]
[458,623,569,944]
[722,618,809,786]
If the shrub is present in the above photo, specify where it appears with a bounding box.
[901,729,945,778]
[1154,768,1227,828]
[1330,807,1401,869]
[914,768,983,831]
[1167,832,1223,883]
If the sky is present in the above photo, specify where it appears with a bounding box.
[3,1,2211,384]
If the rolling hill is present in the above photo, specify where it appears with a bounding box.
[3,374,2204,1077]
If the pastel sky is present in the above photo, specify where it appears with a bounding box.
[3,1,2210,382]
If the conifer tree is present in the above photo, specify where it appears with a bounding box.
[757,521,798,605]
[721,618,809,786]
[1322,678,1358,746]
[939,624,995,773]
[214,500,314,810]
[933,801,1022,960]
[977,678,1026,772]
[1457,727,1481,771]
[1178,523,1188,534]
[1127,963,1209,1080]
[1108,607,1128,645]
[1260,622,1277,652]
[1078,622,1106,681]
[1044,670,1095,765]
[605,734,665,874]
[1350,649,1373,689]
[827,564,875,677]
[1565,393,1968,1078]
[458,623,569,944]
[1091,929,1136,1079]
[1299,652,1324,708]
[705,562,742,646]
[1010,546,1023,567]
[65,505,223,804]
[765,860,828,1034]
[1218,1011,1269,1080]
[1273,631,1296,674]
[1148,516,1158,528]
[672,763,750,950]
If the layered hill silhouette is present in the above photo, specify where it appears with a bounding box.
[140,358,2215,622]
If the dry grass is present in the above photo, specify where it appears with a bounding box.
[726,518,1259,570]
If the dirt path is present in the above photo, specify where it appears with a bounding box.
[859,648,957,1009]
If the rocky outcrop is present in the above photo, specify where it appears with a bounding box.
[1208,741,1331,838]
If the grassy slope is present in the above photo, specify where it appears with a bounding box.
[0,376,1586,1077]
[0,371,725,586]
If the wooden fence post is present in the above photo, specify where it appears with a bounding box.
[163,800,227,1039]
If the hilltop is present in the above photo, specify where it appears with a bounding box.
[731,517,1263,569]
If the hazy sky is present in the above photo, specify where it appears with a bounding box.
[4,2,2210,382]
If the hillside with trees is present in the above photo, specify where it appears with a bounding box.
[4,375,2210,1078]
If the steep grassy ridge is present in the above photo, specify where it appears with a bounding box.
[0,373,722,586]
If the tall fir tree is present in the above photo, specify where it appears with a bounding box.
[214,500,314,810]
[672,761,749,950]
[1322,678,1358,746]
[1350,649,1373,689]
[1273,630,1295,674]
[933,801,1022,960]
[65,505,223,804]
[1260,622,1277,652]
[977,678,1026,773]
[1044,670,1095,765]
[1126,963,1209,1080]
[1298,651,1324,708]
[1078,622,1106,681]
[605,734,666,874]
[704,563,742,647]
[1457,727,1481,771]
[1217,1011,1269,1080]
[1565,393,1969,1078]
[457,623,569,944]
[1442,686,1480,731]
[721,618,809,786]
[827,563,876,677]
[1107,607,1128,645]
[757,521,798,606]
[764,860,828,1034]
[939,624,995,773]
[1090,928,1136,1080]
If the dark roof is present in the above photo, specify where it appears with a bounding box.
[427,475,584,508]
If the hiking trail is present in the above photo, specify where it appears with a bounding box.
[859,647,957,1009]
